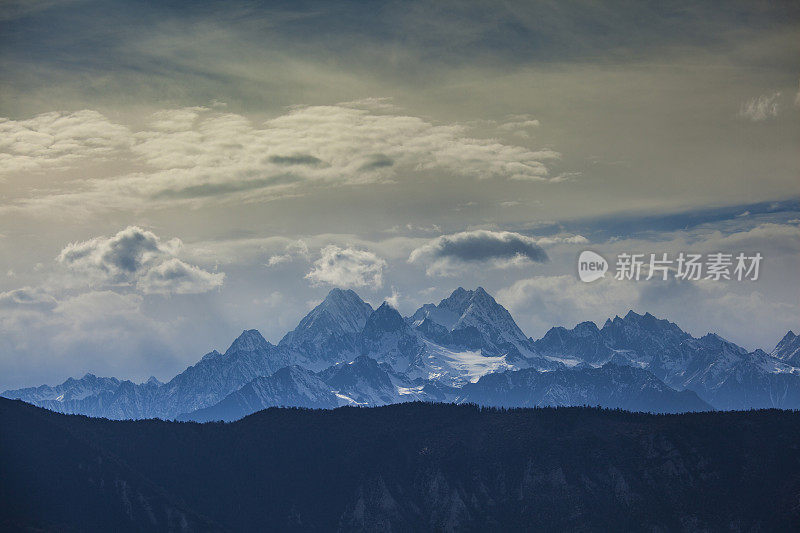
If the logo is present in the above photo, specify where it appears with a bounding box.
[578,250,608,282]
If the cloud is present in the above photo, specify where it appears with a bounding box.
[137,258,225,295]
[739,92,781,121]
[185,233,423,268]
[795,78,800,109]
[408,230,550,276]
[497,274,798,348]
[383,223,442,235]
[266,254,293,267]
[706,222,800,255]
[265,240,310,267]
[4,103,561,213]
[0,286,58,311]
[497,275,641,334]
[0,110,132,173]
[147,107,206,132]
[384,287,401,309]
[496,114,541,138]
[498,215,800,347]
[57,226,224,294]
[305,245,386,288]
[183,235,300,266]
[52,290,143,321]
[0,288,186,392]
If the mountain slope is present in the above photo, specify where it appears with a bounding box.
[158,329,293,418]
[533,321,614,365]
[183,356,461,422]
[360,302,426,376]
[3,399,799,532]
[181,366,340,422]
[457,364,711,413]
[0,399,219,532]
[319,355,403,406]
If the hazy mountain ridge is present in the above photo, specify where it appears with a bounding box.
[3,287,799,420]
[534,310,800,410]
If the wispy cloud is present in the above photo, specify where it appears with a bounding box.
[0,110,131,173]
[0,286,58,311]
[2,103,561,214]
[795,78,800,109]
[739,92,781,121]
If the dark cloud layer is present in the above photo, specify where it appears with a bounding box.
[409,230,549,276]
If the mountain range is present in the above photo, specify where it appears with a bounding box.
[3,286,799,420]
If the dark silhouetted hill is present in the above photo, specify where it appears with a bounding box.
[2,398,799,531]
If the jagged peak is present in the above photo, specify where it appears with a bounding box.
[375,301,398,313]
[323,287,361,303]
[283,288,373,340]
[771,330,800,358]
[439,286,501,312]
[612,310,655,324]
[698,333,744,353]
[226,329,270,354]
[271,364,317,380]
[319,288,373,315]
[575,321,601,332]
[607,310,683,334]
[364,302,407,333]
[471,286,499,305]
[61,373,118,386]
[201,349,222,361]
[538,321,600,340]
[440,286,473,305]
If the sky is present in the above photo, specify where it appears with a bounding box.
[0,0,799,391]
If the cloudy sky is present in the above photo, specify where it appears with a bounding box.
[1,0,799,390]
